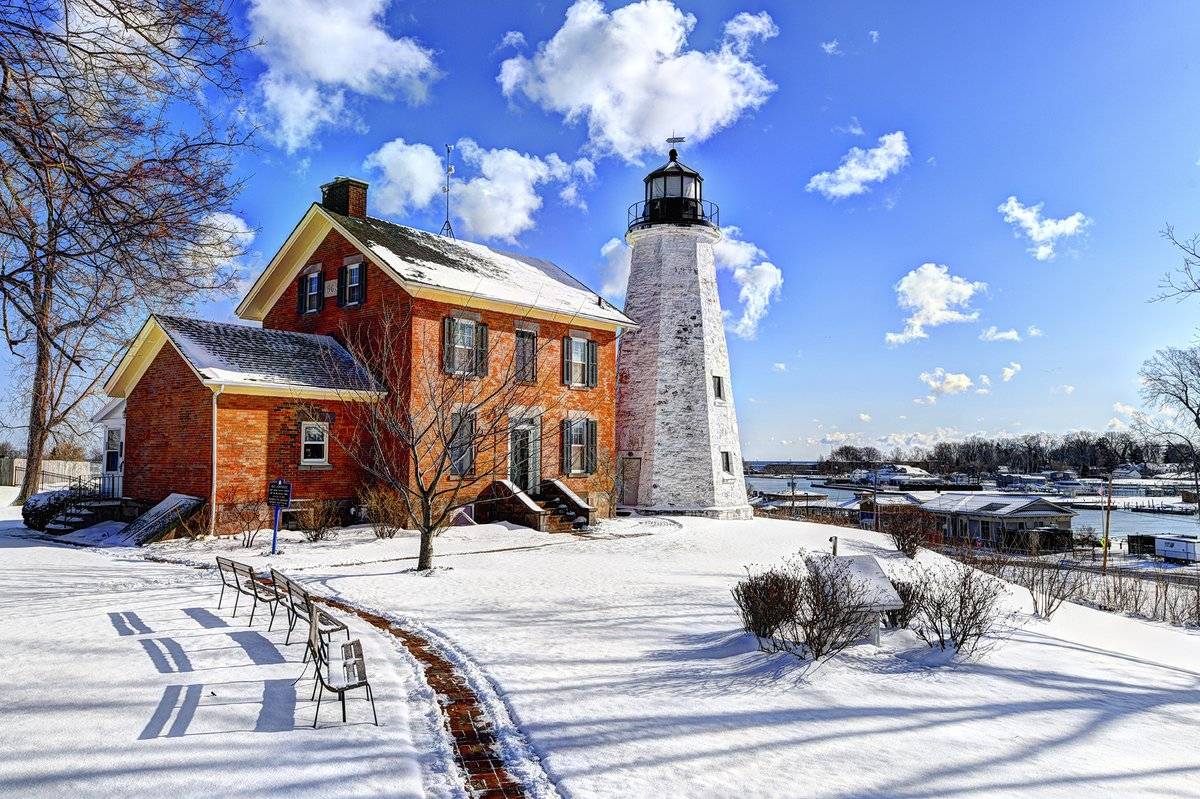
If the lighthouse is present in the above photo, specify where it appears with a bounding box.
[615,147,753,520]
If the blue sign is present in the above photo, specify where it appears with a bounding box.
[268,478,292,555]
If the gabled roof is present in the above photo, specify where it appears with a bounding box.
[919,492,1074,518]
[235,204,635,330]
[104,315,381,401]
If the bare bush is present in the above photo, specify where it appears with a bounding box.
[881,505,939,558]
[888,579,921,629]
[733,554,883,661]
[360,484,406,539]
[219,495,267,549]
[913,562,1006,657]
[1019,561,1085,618]
[296,499,342,542]
[732,566,802,640]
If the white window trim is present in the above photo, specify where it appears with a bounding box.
[567,336,588,387]
[303,272,321,313]
[300,421,330,465]
[568,419,588,475]
[450,318,477,376]
[345,262,362,305]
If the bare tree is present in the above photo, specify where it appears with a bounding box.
[881,505,939,559]
[318,305,585,571]
[0,1,252,503]
[1156,224,1200,301]
[1131,409,1200,510]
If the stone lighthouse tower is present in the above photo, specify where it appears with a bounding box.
[615,148,752,519]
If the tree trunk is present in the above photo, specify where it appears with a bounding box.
[417,527,434,571]
[15,277,53,505]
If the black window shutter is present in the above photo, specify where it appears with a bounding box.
[561,419,571,474]
[561,336,570,385]
[442,318,454,373]
[296,275,305,313]
[315,271,325,310]
[585,419,598,474]
[528,333,537,382]
[359,262,368,303]
[586,340,598,388]
[475,323,489,377]
[336,266,347,307]
[466,414,476,475]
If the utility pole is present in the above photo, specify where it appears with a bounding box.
[1102,476,1113,576]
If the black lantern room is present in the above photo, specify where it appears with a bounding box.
[627,148,719,233]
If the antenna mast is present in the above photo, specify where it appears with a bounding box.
[440,144,455,239]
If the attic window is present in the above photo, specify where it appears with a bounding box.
[345,263,362,304]
[302,272,321,313]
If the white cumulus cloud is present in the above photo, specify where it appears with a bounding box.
[919,368,974,396]
[1052,384,1075,395]
[1026,325,1044,338]
[1107,417,1128,432]
[1113,401,1137,416]
[806,131,909,200]
[868,30,880,44]
[858,413,872,422]
[498,1,778,162]
[997,196,1091,261]
[712,226,783,339]
[772,362,787,373]
[598,237,632,301]
[362,138,444,216]
[249,0,439,152]
[979,325,1022,342]
[1001,361,1022,382]
[885,263,986,345]
[820,39,842,55]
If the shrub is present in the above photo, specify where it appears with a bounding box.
[219,495,267,549]
[360,484,406,539]
[732,566,802,640]
[296,499,341,542]
[1016,560,1085,619]
[888,579,921,629]
[912,561,1006,657]
[733,554,883,661]
[170,503,210,540]
[22,488,81,531]
[881,505,939,558]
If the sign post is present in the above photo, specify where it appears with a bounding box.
[267,477,292,556]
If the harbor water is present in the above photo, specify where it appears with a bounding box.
[745,476,1200,540]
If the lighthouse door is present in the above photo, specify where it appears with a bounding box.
[620,457,641,506]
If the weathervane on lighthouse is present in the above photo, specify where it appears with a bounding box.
[614,137,752,519]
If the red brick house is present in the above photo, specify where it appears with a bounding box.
[100,177,634,533]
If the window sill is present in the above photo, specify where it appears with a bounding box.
[300,463,332,471]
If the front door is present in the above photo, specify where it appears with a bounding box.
[621,457,641,506]
[509,424,538,493]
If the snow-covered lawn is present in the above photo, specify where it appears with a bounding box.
[0,492,459,799]
[147,514,1200,797]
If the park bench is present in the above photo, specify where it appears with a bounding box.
[270,567,348,646]
[305,605,377,727]
[215,556,279,626]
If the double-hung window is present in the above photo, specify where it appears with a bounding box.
[451,319,476,374]
[562,335,598,388]
[301,271,322,313]
[516,329,537,383]
[104,428,122,472]
[561,418,597,476]
[450,411,475,476]
[345,263,362,305]
[301,422,329,465]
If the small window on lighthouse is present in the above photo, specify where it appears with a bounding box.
[721,451,734,474]
[712,375,726,401]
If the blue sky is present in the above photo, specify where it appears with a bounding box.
[15,1,1200,458]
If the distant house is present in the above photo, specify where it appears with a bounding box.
[920,492,1075,553]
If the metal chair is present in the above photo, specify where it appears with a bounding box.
[305,606,377,727]
[230,561,278,626]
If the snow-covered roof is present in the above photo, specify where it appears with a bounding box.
[154,315,378,394]
[327,211,634,328]
[826,555,903,611]
[919,492,1074,517]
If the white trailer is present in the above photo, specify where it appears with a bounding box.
[1155,535,1200,564]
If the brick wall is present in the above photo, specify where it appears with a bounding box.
[123,343,213,505]
[260,228,618,515]
[214,394,364,503]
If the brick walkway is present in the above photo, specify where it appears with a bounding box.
[323,598,527,798]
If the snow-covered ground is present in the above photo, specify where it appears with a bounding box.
[0,490,459,799]
[149,514,1200,797]
[7,486,1200,797]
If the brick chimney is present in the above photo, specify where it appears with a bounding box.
[320,177,368,219]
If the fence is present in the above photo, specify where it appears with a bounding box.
[5,457,98,488]
[19,469,122,499]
